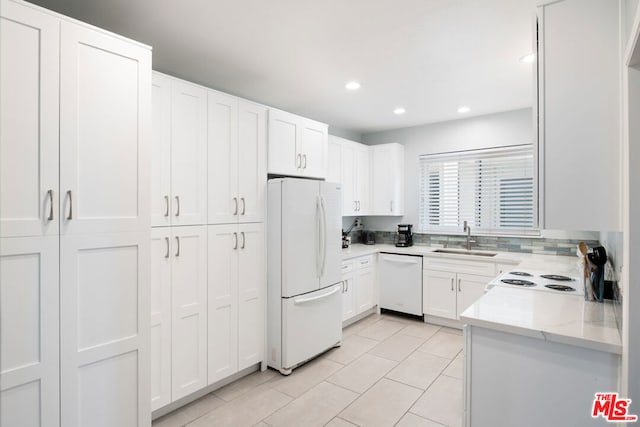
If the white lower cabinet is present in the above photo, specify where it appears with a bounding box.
[1,236,59,427]
[341,255,376,323]
[60,232,150,427]
[423,257,495,321]
[208,223,265,384]
[150,226,207,407]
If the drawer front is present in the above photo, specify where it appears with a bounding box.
[341,260,354,275]
[356,255,374,270]
[423,257,495,277]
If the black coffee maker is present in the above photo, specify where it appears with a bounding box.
[394,224,413,247]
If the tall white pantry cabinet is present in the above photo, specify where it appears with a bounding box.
[150,71,267,413]
[0,0,151,426]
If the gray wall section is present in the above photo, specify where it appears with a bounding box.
[361,108,534,231]
[329,126,362,143]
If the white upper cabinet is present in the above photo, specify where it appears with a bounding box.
[0,1,59,238]
[268,109,327,179]
[538,0,620,231]
[326,136,342,183]
[371,143,405,216]
[151,73,173,227]
[209,93,266,225]
[151,72,207,227]
[59,21,151,235]
[208,91,239,225]
[170,80,208,226]
[334,137,370,216]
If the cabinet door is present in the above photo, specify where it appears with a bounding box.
[151,73,173,227]
[326,136,343,183]
[456,273,491,319]
[371,143,404,216]
[150,229,171,410]
[171,225,207,400]
[59,22,151,235]
[171,80,208,226]
[207,224,239,384]
[238,100,267,223]
[238,223,265,370]
[1,236,59,427]
[268,109,299,176]
[208,91,239,225]
[423,269,457,319]
[341,142,356,215]
[60,232,150,427]
[299,119,327,179]
[341,273,356,322]
[541,0,620,231]
[355,267,375,314]
[0,2,59,238]
[354,144,370,215]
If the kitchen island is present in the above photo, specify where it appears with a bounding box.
[460,287,621,427]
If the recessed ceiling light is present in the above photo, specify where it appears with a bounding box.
[345,81,361,91]
[457,106,470,113]
[519,53,536,63]
[393,107,406,115]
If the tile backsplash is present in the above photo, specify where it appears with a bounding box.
[348,230,600,257]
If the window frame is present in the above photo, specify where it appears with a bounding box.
[418,144,539,236]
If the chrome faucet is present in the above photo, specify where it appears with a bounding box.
[463,221,473,251]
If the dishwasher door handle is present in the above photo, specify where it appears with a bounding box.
[381,255,421,265]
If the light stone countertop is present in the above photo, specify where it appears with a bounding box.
[341,243,579,275]
[460,286,622,354]
[343,244,619,353]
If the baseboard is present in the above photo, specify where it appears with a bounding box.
[152,363,260,420]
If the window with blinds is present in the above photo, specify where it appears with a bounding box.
[418,145,537,234]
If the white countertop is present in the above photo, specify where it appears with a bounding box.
[341,244,579,274]
[460,287,621,354]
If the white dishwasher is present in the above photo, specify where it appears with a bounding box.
[378,252,423,316]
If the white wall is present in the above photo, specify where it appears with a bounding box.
[329,126,362,143]
[361,108,534,232]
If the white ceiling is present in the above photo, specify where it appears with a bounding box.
[29,0,538,134]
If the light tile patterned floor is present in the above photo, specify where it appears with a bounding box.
[153,313,464,427]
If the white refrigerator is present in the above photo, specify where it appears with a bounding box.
[267,178,342,375]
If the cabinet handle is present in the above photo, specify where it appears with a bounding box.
[357,201,360,211]
[164,195,169,217]
[241,197,246,215]
[303,154,307,169]
[66,190,72,220]
[458,278,461,292]
[346,280,348,292]
[47,190,54,221]
[233,197,238,215]
[297,154,302,168]
[451,278,454,291]
[175,236,180,257]
[233,232,238,250]
[241,231,246,249]
[175,196,180,217]
[390,200,393,212]
[164,237,170,258]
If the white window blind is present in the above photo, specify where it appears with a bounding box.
[418,145,537,234]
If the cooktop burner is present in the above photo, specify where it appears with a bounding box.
[509,271,533,277]
[544,284,576,292]
[540,274,574,281]
[501,279,536,287]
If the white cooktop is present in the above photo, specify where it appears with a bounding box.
[487,269,584,296]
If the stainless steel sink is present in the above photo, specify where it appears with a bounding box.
[433,249,497,257]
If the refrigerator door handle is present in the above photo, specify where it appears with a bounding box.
[316,195,321,277]
[293,285,340,305]
[320,196,327,276]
